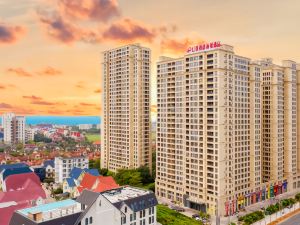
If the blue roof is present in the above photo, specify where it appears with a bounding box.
[66,178,76,187]
[19,199,77,215]
[43,159,54,168]
[0,163,28,173]
[85,169,100,176]
[2,167,32,180]
[69,167,84,180]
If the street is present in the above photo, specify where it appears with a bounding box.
[279,211,300,225]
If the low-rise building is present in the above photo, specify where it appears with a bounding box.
[0,172,46,225]
[43,160,54,179]
[10,186,158,225]
[78,124,93,130]
[54,156,88,183]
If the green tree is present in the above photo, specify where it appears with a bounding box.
[16,143,24,151]
[295,193,300,202]
[114,169,143,187]
[137,166,154,184]
[100,168,109,176]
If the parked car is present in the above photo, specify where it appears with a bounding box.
[175,206,185,212]
[169,205,185,212]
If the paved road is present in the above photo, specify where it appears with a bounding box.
[279,212,300,225]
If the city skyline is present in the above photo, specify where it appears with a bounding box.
[1,0,300,116]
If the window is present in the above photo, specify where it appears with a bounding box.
[99,200,101,207]
[89,217,93,224]
[85,218,88,225]
[125,206,127,213]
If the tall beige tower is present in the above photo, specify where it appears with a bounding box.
[101,44,151,173]
[2,112,25,144]
[260,59,297,183]
[156,42,300,216]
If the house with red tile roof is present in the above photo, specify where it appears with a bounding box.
[94,176,119,193]
[72,173,119,198]
[0,173,46,225]
[4,172,41,191]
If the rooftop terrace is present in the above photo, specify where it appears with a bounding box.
[18,199,82,222]
[102,186,151,203]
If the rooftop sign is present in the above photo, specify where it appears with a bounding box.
[187,41,221,54]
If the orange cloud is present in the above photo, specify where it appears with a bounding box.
[94,88,101,93]
[103,18,156,43]
[23,95,66,106]
[161,37,205,54]
[0,84,6,90]
[7,67,33,77]
[59,0,120,22]
[0,103,13,109]
[23,95,43,100]
[75,81,85,89]
[66,108,86,115]
[0,22,26,44]
[38,66,62,76]
[80,102,96,106]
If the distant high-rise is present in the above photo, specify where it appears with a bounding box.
[156,42,300,216]
[101,44,151,172]
[2,113,25,144]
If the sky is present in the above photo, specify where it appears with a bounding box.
[0,0,300,116]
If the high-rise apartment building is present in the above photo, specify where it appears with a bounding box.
[101,44,151,172]
[156,42,300,216]
[2,113,25,144]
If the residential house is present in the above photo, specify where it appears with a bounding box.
[10,186,158,225]
[0,173,46,225]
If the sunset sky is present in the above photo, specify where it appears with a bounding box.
[1,0,300,116]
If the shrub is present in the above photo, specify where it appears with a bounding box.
[239,211,264,225]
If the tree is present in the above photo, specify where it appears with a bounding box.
[100,168,109,176]
[16,143,24,151]
[114,169,143,187]
[137,166,154,184]
[295,193,300,202]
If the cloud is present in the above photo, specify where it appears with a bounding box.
[75,82,85,89]
[94,88,101,93]
[7,67,33,77]
[0,103,13,109]
[0,22,26,44]
[23,95,43,100]
[23,95,66,106]
[37,10,102,44]
[47,109,65,114]
[66,108,86,115]
[80,102,96,106]
[102,18,156,42]
[59,0,120,22]
[37,66,62,76]
[38,11,81,43]
[161,37,205,54]
[0,84,6,90]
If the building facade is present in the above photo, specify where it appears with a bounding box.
[10,187,158,225]
[2,113,25,144]
[156,42,300,216]
[54,156,88,183]
[25,128,35,143]
[101,44,151,172]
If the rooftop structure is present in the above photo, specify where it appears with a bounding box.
[17,199,81,223]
